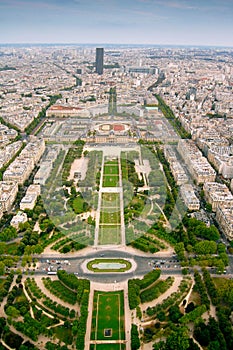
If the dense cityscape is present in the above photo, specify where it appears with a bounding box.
[0,44,233,350]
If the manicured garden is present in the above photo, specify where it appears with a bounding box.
[100,210,121,224]
[98,225,121,245]
[102,159,119,187]
[91,290,125,342]
[90,344,125,350]
[103,161,119,175]
[101,193,120,207]
[102,174,119,187]
[98,187,121,245]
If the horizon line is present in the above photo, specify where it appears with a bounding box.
[0,42,233,49]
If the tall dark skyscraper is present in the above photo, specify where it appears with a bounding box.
[96,48,104,75]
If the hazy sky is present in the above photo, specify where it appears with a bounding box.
[0,0,232,46]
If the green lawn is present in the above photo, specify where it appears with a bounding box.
[102,175,119,187]
[101,193,120,207]
[90,344,125,350]
[91,291,125,341]
[103,164,119,175]
[98,225,121,245]
[53,325,73,345]
[104,159,119,166]
[87,258,132,272]
[71,195,85,214]
[100,210,121,224]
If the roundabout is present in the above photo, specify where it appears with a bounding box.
[83,257,136,274]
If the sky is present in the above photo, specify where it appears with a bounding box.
[0,0,233,47]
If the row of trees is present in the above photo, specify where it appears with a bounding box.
[140,277,174,304]
[193,270,210,310]
[0,271,14,302]
[25,278,75,319]
[155,94,191,139]
[146,277,191,317]
[12,313,48,341]
[0,141,25,180]
[121,157,144,188]
[57,270,90,304]
[76,283,90,350]
[128,269,161,309]
[194,317,227,350]
[25,94,62,135]
[42,278,77,305]
[131,324,140,350]
[130,235,160,254]
[79,151,102,188]
[62,141,84,183]
[202,268,218,305]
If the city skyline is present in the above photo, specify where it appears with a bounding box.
[0,0,233,47]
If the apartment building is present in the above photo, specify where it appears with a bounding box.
[20,137,45,165]
[3,158,34,184]
[178,139,216,184]
[216,204,233,240]
[0,204,3,220]
[20,184,40,210]
[180,184,200,211]
[0,141,22,168]
[3,137,45,185]
[203,182,233,212]
[0,181,18,212]
[207,146,233,179]
[172,163,189,185]
[34,163,52,186]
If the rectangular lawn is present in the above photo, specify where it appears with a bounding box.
[90,344,125,350]
[101,193,120,208]
[102,174,119,187]
[103,164,119,175]
[91,291,125,342]
[98,225,121,245]
[99,210,121,224]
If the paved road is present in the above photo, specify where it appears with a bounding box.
[34,249,182,282]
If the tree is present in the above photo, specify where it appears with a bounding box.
[194,241,217,255]
[33,244,43,254]
[208,317,227,350]
[0,262,5,276]
[215,260,225,274]
[0,317,6,337]
[168,304,182,323]
[205,203,212,212]
[194,321,210,346]
[0,243,6,254]
[166,327,190,350]
[157,311,166,321]
[131,324,140,350]
[208,341,221,350]
[6,305,20,318]
[188,339,200,350]
[185,302,195,313]
[153,341,166,350]
[175,242,186,261]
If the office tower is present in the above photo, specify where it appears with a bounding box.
[96,48,104,75]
